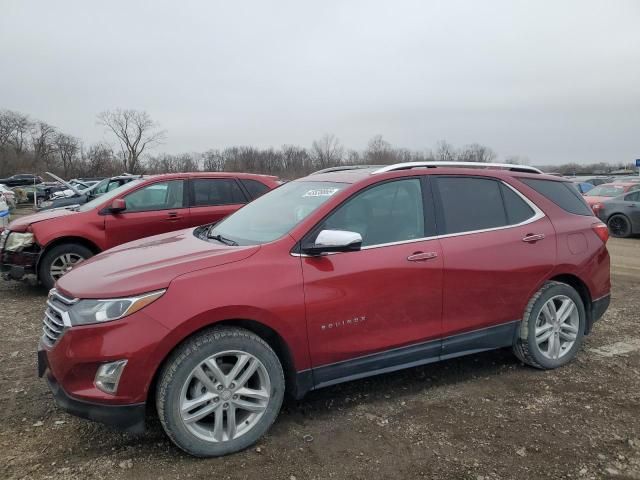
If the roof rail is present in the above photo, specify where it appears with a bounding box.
[371,162,543,175]
[310,165,382,175]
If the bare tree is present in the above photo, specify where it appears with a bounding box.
[311,134,344,169]
[97,109,166,173]
[54,133,80,177]
[365,135,395,164]
[32,121,58,170]
[433,140,457,162]
[458,143,497,163]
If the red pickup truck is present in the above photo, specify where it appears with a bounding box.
[0,172,280,289]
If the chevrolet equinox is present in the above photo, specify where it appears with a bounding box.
[38,162,611,457]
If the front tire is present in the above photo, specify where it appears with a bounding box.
[514,281,585,369]
[156,327,285,457]
[608,214,632,238]
[38,243,93,290]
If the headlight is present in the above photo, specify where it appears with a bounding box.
[68,290,165,326]
[4,232,35,252]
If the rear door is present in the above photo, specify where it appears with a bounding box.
[432,176,556,349]
[302,177,443,383]
[188,178,248,227]
[104,179,189,248]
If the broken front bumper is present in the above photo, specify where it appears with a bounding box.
[0,245,41,281]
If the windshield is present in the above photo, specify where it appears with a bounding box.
[78,179,143,212]
[209,181,347,245]
[585,185,626,197]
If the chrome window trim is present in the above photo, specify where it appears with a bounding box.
[291,180,545,257]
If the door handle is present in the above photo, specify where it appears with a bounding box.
[407,252,438,262]
[166,211,180,221]
[522,233,545,243]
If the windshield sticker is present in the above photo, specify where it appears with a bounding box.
[302,188,339,198]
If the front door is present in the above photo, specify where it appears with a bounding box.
[301,178,443,386]
[104,179,189,248]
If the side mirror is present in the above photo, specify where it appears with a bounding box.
[302,229,363,256]
[110,198,126,213]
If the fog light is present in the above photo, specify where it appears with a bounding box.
[95,360,128,394]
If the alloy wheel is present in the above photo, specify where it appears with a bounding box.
[49,253,85,280]
[534,295,580,360]
[608,216,629,237]
[179,350,271,443]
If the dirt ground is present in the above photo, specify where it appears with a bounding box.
[1,209,639,479]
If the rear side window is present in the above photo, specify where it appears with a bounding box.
[435,177,507,235]
[192,179,246,207]
[520,178,592,216]
[625,191,640,202]
[240,179,271,199]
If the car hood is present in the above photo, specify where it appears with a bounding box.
[8,208,78,232]
[56,228,260,299]
[584,196,613,206]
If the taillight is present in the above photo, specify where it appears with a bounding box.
[592,203,601,214]
[592,222,609,244]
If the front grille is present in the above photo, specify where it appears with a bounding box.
[42,289,78,347]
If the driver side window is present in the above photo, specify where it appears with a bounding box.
[321,178,425,247]
[124,180,185,212]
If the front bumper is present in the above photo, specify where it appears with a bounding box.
[38,346,146,433]
[0,246,41,281]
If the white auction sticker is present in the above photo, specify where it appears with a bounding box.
[302,188,339,198]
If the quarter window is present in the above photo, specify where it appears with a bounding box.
[192,179,246,207]
[522,178,593,216]
[320,178,425,247]
[124,181,184,212]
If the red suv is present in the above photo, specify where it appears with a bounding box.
[38,162,610,457]
[0,172,279,289]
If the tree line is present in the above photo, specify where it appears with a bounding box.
[0,109,635,181]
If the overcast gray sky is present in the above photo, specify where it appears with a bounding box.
[1,0,639,165]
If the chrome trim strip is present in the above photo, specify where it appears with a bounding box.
[44,310,64,327]
[371,161,543,175]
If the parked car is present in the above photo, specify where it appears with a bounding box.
[0,173,43,187]
[583,182,640,209]
[38,174,138,211]
[36,162,610,457]
[0,184,16,209]
[582,177,612,186]
[570,180,595,194]
[1,172,279,289]
[593,189,640,237]
[11,185,50,206]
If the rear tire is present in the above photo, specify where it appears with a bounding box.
[607,214,632,238]
[156,327,285,457]
[513,281,585,370]
[38,243,93,290]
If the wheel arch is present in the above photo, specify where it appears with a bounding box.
[548,273,593,333]
[146,318,304,412]
[36,236,102,278]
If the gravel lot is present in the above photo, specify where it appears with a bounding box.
[1,209,639,479]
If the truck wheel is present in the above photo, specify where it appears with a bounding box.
[38,243,93,290]
[156,327,285,457]
[513,281,585,370]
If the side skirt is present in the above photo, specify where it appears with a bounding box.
[294,320,520,398]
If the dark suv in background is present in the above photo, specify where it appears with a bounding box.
[0,174,43,187]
